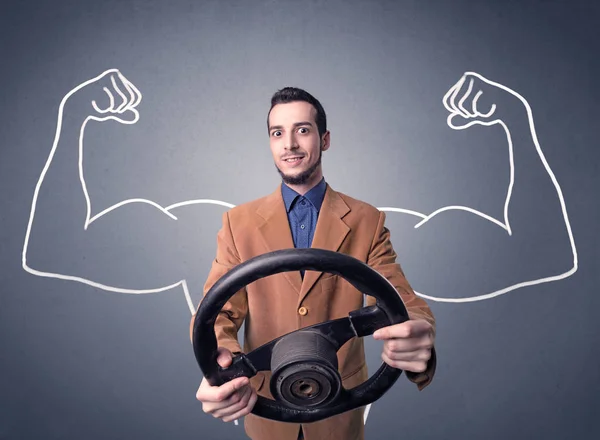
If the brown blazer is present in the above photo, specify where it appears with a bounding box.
[190,183,436,440]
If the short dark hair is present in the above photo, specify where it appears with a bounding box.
[267,87,327,137]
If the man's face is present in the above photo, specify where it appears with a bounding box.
[268,101,330,187]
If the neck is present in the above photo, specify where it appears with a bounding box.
[284,171,324,195]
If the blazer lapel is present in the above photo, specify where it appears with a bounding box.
[299,185,351,303]
[256,185,303,295]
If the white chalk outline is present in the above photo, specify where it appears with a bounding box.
[21,69,236,317]
[21,69,578,427]
[377,72,577,303]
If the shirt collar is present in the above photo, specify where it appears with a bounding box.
[281,177,327,212]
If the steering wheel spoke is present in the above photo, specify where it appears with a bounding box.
[349,304,402,336]
[217,353,257,382]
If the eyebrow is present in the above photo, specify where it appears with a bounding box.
[269,121,314,131]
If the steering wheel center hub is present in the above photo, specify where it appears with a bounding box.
[292,378,318,397]
[270,330,342,409]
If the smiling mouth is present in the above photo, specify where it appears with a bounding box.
[283,156,304,163]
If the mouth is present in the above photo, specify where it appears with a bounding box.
[282,156,305,165]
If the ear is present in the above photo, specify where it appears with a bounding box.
[321,130,331,151]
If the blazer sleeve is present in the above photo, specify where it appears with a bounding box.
[189,211,247,355]
[365,210,437,390]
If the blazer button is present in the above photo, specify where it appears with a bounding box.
[298,306,308,316]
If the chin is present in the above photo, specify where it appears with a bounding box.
[278,167,305,180]
[276,156,321,186]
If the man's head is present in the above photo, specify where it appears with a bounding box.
[267,87,330,192]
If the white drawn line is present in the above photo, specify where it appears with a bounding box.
[119,74,136,108]
[472,90,496,118]
[458,78,475,116]
[88,198,179,225]
[110,75,128,113]
[377,71,577,305]
[166,199,236,210]
[21,69,233,317]
[407,205,507,231]
[375,207,427,220]
[22,69,578,428]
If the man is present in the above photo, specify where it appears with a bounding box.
[192,87,436,440]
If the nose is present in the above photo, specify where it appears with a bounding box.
[284,132,298,150]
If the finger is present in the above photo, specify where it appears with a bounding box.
[382,351,428,373]
[448,76,470,117]
[218,384,250,410]
[213,385,253,419]
[383,346,432,362]
[216,348,234,368]
[198,376,249,403]
[207,385,251,417]
[472,90,483,116]
[447,112,485,130]
[383,337,433,354]
[105,87,116,111]
[123,75,143,108]
[91,100,105,114]
[442,80,462,113]
[472,90,496,118]
[373,320,432,340]
[117,72,137,110]
[223,389,258,423]
[214,377,249,402]
[203,385,247,414]
[91,87,115,114]
[457,78,476,117]
[110,75,128,112]
[372,326,390,339]
[449,76,474,118]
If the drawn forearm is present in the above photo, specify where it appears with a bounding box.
[24,112,91,263]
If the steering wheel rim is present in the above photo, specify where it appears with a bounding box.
[192,248,410,423]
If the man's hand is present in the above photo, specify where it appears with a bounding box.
[196,348,258,423]
[373,319,435,373]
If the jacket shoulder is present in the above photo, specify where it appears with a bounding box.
[335,190,383,223]
[223,191,273,224]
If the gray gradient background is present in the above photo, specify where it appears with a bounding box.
[1,0,599,439]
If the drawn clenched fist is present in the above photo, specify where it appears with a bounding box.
[443,72,525,130]
[64,69,142,125]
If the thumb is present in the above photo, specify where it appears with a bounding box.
[216,347,233,368]
[115,108,140,125]
[446,112,473,130]
[90,109,139,126]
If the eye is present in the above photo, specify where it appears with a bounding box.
[272,130,282,137]
[298,127,309,134]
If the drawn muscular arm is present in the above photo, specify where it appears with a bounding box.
[382,73,577,302]
[22,70,187,294]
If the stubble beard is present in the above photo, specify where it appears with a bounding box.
[276,148,322,186]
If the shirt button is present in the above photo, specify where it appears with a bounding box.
[298,306,308,316]
[300,224,305,229]
[301,200,306,205]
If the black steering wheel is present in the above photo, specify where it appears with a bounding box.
[192,248,410,424]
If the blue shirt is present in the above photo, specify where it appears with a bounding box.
[281,178,327,250]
